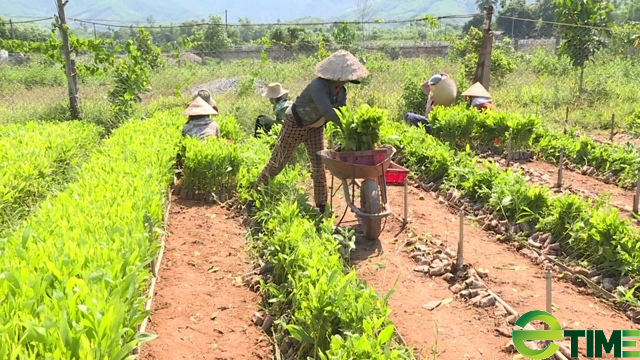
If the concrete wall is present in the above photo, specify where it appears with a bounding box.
[190,39,558,62]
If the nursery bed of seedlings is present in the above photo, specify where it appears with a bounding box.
[0,120,101,235]
[488,156,640,224]
[138,104,640,359]
[138,198,273,360]
[325,177,635,359]
[0,110,181,358]
[140,117,416,359]
[427,104,640,191]
[381,115,640,319]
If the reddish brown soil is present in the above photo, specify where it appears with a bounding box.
[502,158,638,221]
[138,198,273,360]
[326,176,637,359]
[591,132,640,149]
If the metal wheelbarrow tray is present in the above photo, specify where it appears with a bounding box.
[318,145,396,240]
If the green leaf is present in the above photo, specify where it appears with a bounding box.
[286,325,314,344]
[135,332,159,343]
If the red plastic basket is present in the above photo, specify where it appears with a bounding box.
[385,161,409,184]
[330,149,388,166]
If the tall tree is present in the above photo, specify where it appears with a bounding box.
[191,15,233,55]
[497,0,536,38]
[355,0,373,47]
[0,17,10,40]
[555,0,614,91]
[476,0,500,12]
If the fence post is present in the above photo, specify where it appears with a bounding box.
[456,210,464,270]
[474,5,494,90]
[9,19,15,39]
[55,0,81,119]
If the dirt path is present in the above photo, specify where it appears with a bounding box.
[327,176,637,359]
[492,157,639,223]
[139,198,272,360]
[591,132,640,149]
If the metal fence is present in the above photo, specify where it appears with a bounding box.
[1,13,638,130]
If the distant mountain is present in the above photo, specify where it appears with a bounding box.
[2,0,481,25]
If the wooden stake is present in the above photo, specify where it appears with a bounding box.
[456,210,464,270]
[564,107,569,135]
[506,130,513,166]
[546,269,552,320]
[556,149,564,189]
[544,269,553,360]
[403,176,409,226]
[55,0,81,119]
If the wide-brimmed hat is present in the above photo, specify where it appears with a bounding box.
[315,50,370,82]
[262,83,289,98]
[462,82,491,98]
[192,89,217,108]
[183,96,218,116]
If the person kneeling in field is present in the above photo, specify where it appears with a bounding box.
[244,49,369,216]
[182,90,220,140]
[404,73,457,134]
[254,83,292,138]
[462,82,495,111]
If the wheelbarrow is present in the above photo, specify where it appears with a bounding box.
[317,145,395,241]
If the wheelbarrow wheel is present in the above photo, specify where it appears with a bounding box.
[360,179,382,241]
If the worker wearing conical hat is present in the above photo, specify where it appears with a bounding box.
[404,73,457,133]
[462,82,494,111]
[245,50,369,216]
[254,82,293,138]
[181,95,220,140]
[174,93,221,189]
[423,73,457,116]
[192,89,219,113]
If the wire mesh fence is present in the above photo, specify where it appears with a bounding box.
[0,13,638,132]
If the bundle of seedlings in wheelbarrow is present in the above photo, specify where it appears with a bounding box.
[331,104,387,152]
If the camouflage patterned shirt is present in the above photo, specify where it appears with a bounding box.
[273,97,293,124]
[292,77,347,127]
[182,116,220,140]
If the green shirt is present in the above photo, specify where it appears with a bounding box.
[273,98,292,124]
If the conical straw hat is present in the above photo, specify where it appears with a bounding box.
[183,96,218,116]
[192,89,217,107]
[315,50,370,81]
[262,83,289,98]
[461,82,491,98]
